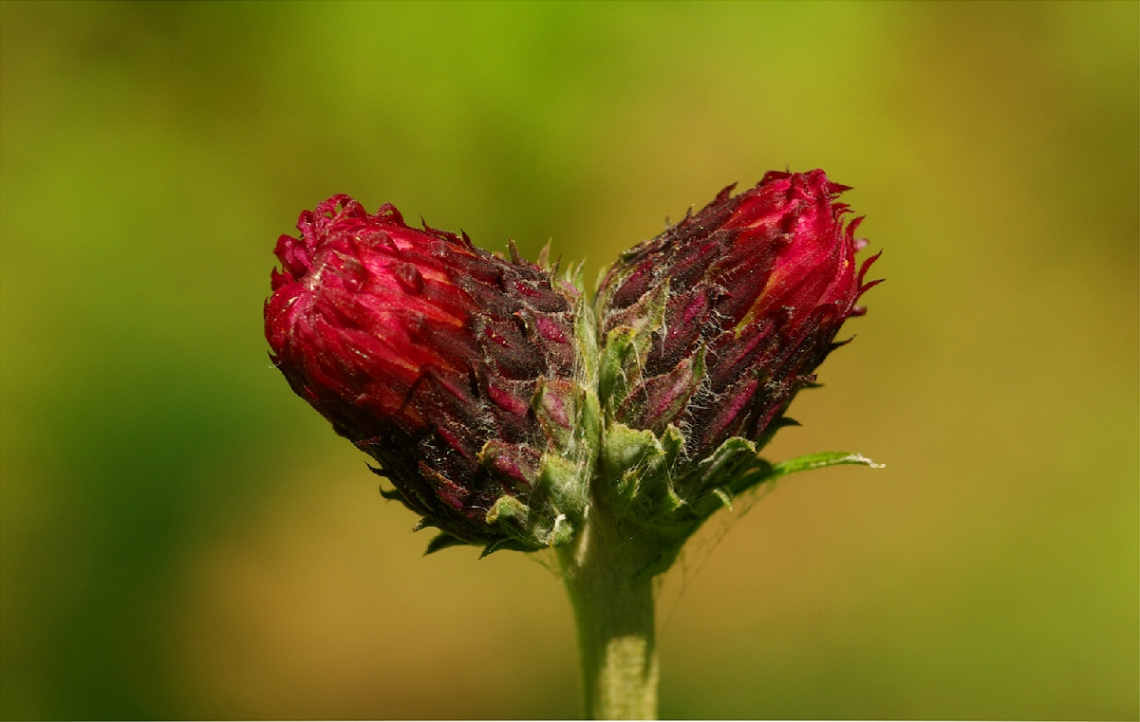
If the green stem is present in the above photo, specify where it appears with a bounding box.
[558,505,659,720]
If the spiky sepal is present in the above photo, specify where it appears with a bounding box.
[598,420,881,576]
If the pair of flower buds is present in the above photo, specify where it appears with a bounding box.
[265,170,880,560]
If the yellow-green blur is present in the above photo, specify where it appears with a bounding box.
[1,2,1135,718]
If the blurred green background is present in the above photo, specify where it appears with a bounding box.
[2,1,1136,719]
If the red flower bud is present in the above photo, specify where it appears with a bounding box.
[597,169,881,461]
[265,195,589,550]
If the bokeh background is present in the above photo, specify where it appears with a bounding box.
[2,1,1136,719]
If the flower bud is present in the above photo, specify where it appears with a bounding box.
[265,195,597,554]
[595,170,881,550]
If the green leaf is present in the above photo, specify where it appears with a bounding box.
[770,451,883,479]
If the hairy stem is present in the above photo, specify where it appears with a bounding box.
[558,505,660,720]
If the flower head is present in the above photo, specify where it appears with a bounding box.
[594,171,881,553]
[598,169,880,457]
[266,195,594,552]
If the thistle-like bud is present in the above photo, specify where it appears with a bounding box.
[265,195,597,554]
[595,170,881,557]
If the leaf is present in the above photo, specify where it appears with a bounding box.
[770,451,883,479]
